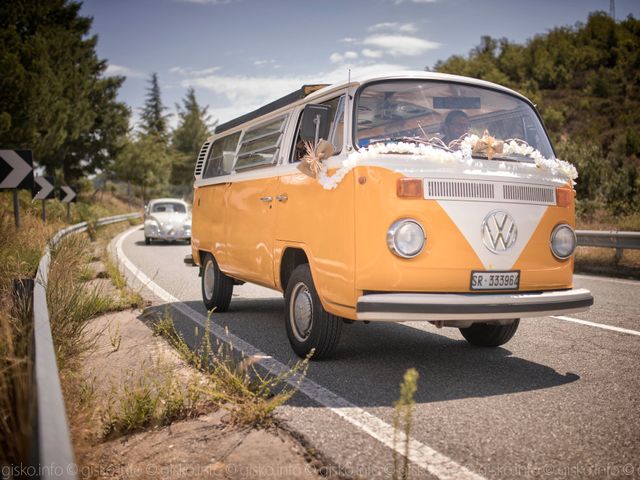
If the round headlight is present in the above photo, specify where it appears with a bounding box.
[550,224,576,260]
[387,219,426,258]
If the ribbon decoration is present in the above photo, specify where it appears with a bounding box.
[298,139,336,178]
[472,130,504,160]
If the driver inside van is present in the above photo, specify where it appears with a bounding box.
[441,110,470,145]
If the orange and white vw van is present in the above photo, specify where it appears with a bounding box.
[191,71,593,359]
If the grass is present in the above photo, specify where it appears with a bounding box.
[574,246,640,279]
[576,208,640,231]
[0,188,139,468]
[152,310,311,427]
[101,360,209,438]
[393,368,419,480]
[47,234,117,368]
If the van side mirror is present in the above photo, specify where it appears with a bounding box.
[300,104,331,143]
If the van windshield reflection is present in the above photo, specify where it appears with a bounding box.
[355,81,555,161]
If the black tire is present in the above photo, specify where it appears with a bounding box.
[201,253,233,312]
[145,236,151,245]
[284,264,342,359]
[459,319,520,347]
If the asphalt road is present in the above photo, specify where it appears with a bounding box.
[116,226,640,480]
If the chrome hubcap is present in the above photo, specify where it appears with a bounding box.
[290,282,313,341]
[204,259,215,300]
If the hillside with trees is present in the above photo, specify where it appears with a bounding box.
[0,1,213,203]
[433,12,640,219]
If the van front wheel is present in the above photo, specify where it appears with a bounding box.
[201,253,233,312]
[285,264,342,359]
[459,319,519,347]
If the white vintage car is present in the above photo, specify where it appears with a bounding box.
[143,198,191,244]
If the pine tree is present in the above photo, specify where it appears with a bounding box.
[114,134,171,203]
[171,88,215,188]
[0,0,130,180]
[140,73,170,141]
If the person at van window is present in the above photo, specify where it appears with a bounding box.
[441,110,470,145]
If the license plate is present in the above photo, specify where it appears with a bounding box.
[470,270,520,290]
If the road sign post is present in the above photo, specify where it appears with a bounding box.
[33,176,55,222]
[60,185,77,222]
[1,149,34,229]
[13,190,20,229]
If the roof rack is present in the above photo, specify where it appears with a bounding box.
[215,84,329,134]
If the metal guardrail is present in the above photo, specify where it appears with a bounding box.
[576,230,640,262]
[30,212,141,479]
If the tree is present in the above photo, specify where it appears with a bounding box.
[0,0,130,180]
[431,12,640,215]
[171,88,215,188]
[114,134,171,203]
[140,73,170,141]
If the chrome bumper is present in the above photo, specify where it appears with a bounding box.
[356,288,593,322]
[145,225,190,241]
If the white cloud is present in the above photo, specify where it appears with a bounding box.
[104,64,145,78]
[180,62,410,123]
[362,49,384,59]
[175,0,237,4]
[393,0,437,4]
[340,37,358,43]
[329,51,359,63]
[363,34,440,56]
[253,59,280,68]
[170,66,221,76]
[368,22,417,33]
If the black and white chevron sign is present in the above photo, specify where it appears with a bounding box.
[0,149,34,190]
[33,176,56,200]
[60,185,77,203]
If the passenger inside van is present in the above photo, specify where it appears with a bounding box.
[441,110,470,145]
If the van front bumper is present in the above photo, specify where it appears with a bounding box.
[356,288,593,322]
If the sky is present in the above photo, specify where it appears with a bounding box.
[80,0,640,130]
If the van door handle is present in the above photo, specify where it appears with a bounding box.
[276,195,288,203]
[260,196,273,202]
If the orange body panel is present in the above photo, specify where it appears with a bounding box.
[195,165,576,321]
[275,169,356,317]
[192,184,227,265]
[353,166,574,297]
[221,177,276,287]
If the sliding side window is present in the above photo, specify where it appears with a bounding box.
[235,115,288,171]
[203,132,241,179]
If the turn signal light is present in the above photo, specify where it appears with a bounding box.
[556,188,574,207]
[397,178,423,199]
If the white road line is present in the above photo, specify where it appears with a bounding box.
[113,227,487,480]
[574,273,640,286]
[551,316,640,337]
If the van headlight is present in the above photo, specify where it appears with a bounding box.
[550,224,577,260]
[387,219,426,258]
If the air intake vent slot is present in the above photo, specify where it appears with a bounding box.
[503,184,555,204]
[425,180,495,200]
[194,141,211,177]
[423,179,558,205]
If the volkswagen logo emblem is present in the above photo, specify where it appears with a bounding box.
[482,211,518,253]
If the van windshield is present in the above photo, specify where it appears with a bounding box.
[355,80,554,161]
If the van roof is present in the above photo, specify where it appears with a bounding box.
[215,84,329,134]
[213,71,530,135]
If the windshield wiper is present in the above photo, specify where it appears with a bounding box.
[369,136,431,146]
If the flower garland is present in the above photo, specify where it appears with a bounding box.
[314,135,578,190]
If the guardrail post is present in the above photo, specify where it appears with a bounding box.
[614,248,623,265]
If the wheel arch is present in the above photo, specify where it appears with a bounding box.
[279,247,310,292]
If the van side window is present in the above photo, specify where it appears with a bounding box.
[203,132,241,178]
[291,95,345,162]
[235,115,287,171]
